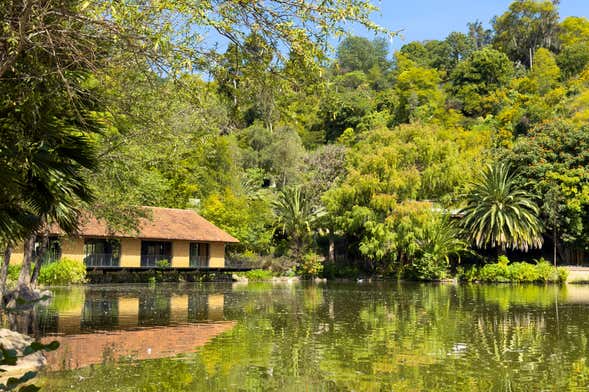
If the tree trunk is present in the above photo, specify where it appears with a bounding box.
[31,233,49,286]
[0,246,13,304]
[17,234,35,290]
[328,235,335,263]
[553,226,558,268]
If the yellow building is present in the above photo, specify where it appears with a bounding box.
[12,207,239,269]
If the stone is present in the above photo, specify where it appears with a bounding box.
[0,329,46,385]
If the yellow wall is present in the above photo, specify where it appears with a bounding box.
[8,237,228,269]
[120,238,141,267]
[9,238,84,264]
[10,243,24,265]
[172,241,189,268]
[61,238,84,262]
[209,243,225,268]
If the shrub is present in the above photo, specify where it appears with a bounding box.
[7,264,21,282]
[458,257,569,284]
[39,258,86,286]
[297,253,324,279]
[536,259,556,282]
[322,263,361,279]
[405,254,448,281]
[558,267,569,283]
[155,259,170,268]
[456,265,479,282]
[239,269,273,281]
[507,262,540,282]
[478,262,510,282]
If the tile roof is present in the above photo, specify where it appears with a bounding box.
[51,207,239,243]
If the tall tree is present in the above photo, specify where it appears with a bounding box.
[492,0,561,67]
[460,163,543,252]
[336,36,391,74]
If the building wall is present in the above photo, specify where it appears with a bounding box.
[9,238,84,264]
[61,238,84,262]
[9,237,229,269]
[120,238,141,268]
[209,242,225,268]
[10,244,24,265]
[172,241,190,268]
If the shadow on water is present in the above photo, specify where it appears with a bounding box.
[26,282,589,391]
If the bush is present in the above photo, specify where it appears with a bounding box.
[155,259,170,268]
[322,263,361,279]
[507,262,540,282]
[478,262,510,282]
[7,264,21,282]
[39,258,87,286]
[297,253,324,279]
[456,265,479,282]
[536,259,556,282]
[405,254,448,281]
[558,267,569,283]
[238,269,273,281]
[458,256,569,284]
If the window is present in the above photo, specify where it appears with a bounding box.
[189,243,209,267]
[84,239,120,267]
[33,236,61,263]
[141,241,172,267]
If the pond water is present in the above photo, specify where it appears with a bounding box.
[18,282,589,391]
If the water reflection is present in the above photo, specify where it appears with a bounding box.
[30,282,589,391]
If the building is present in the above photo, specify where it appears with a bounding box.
[11,207,239,269]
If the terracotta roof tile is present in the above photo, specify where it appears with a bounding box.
[51,207,239,243]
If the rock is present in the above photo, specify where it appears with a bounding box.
[0,329,46,385]
[271,276,300,283]
[232,274,248,283]
[4,287,52,310]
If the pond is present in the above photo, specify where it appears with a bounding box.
[18,282,589,391]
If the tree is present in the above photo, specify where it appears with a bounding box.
[0,71,100,295]
[506,121,589,262]
[529,47,560,94]
[336,36,391,74]
[450,48,514,116]
[492,0,560,67]
[273,187,325,260]
[468,20,493,49]
[460,163,543,252]
[557,17,589,78]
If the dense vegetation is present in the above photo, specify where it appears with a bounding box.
[2,0,589,282]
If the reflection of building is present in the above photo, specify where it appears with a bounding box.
[41,322,235,371]
[40,293,232,371]
[11,207,239,269]
[46,293,227,335]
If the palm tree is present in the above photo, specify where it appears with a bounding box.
[460,163,543,252]
[272,187,325,260]
[1,72,99,298]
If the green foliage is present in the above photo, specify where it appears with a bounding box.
[336,36,391,74]
[493,0,560,66]
[458,258,568,283]
[461,163,543,251]
[238,269,274,281]
[273,187,326,260]
[38,258,87,286]
[296,253,324,279]
[155,259,171,269]
[321,263,361,279]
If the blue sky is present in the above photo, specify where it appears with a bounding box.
[350,0,588,50]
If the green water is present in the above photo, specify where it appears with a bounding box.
[24,282,589,391]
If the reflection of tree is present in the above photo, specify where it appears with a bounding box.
[35,283,589,391]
